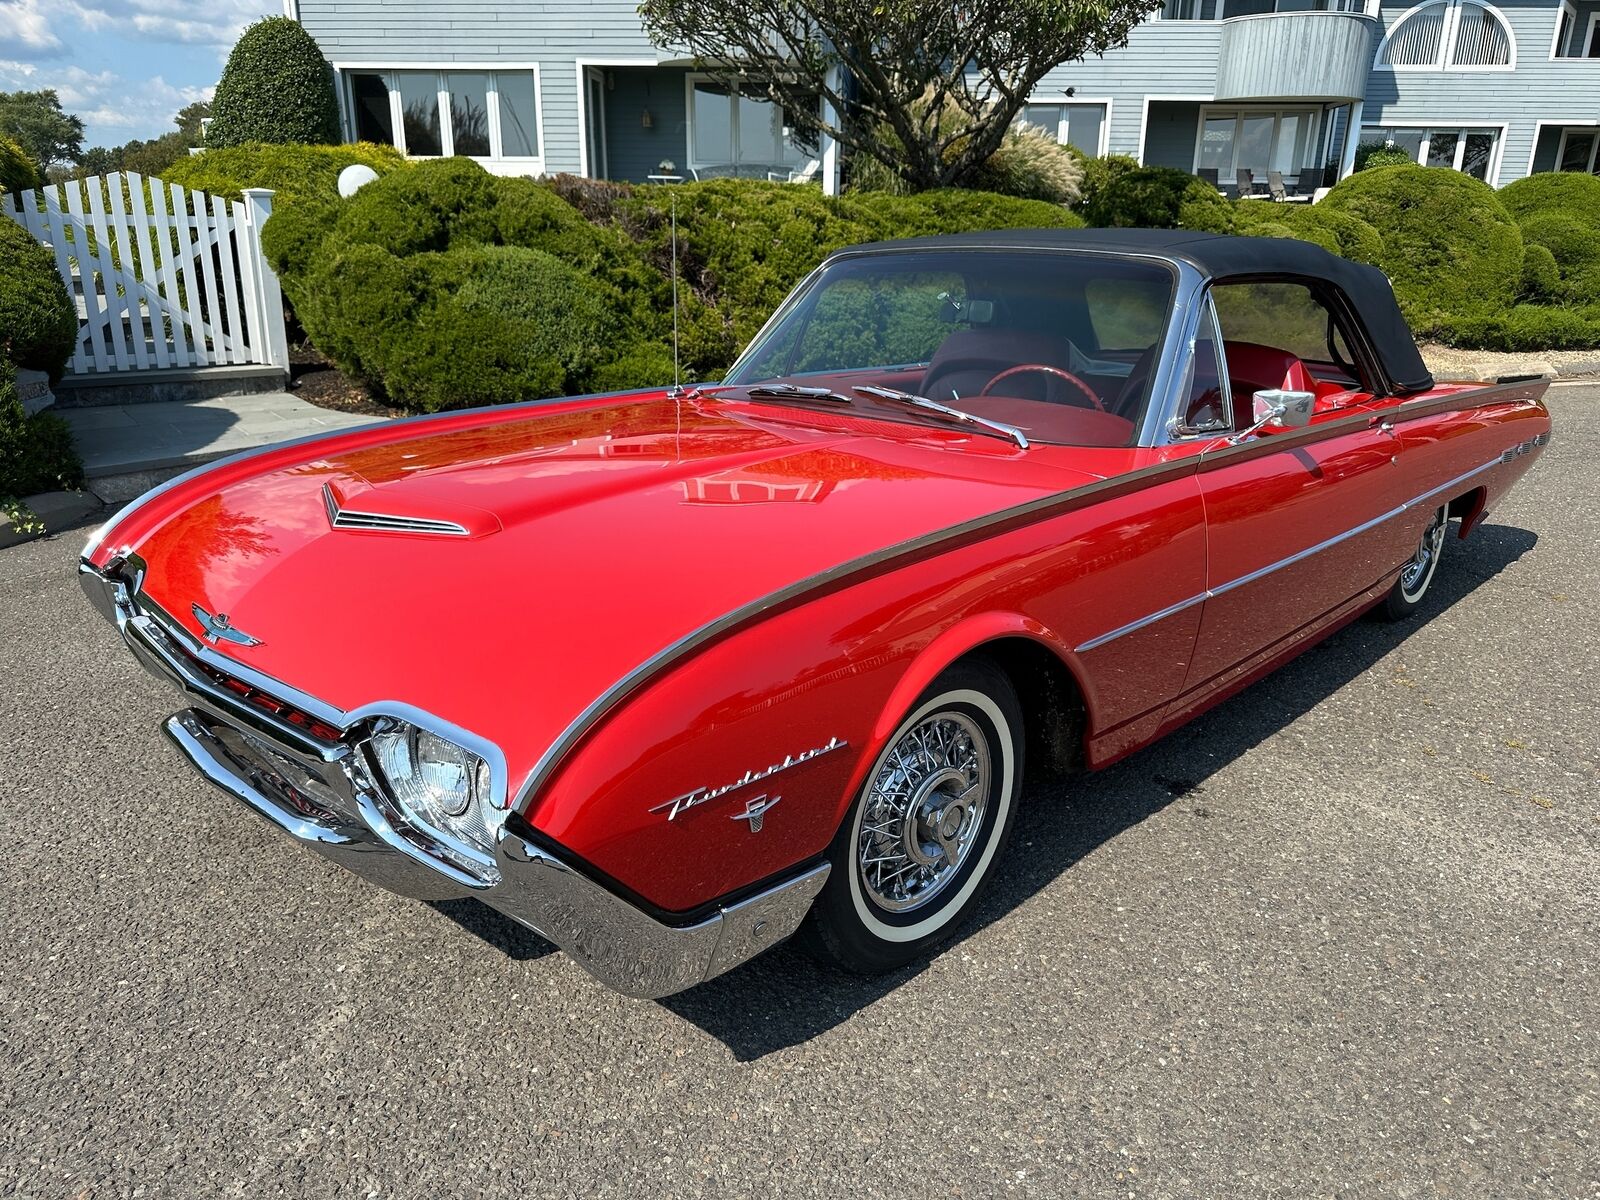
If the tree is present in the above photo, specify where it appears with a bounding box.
[0,89,84,172]
[637,0,1161,192]
[175,101,211,141]
[206,17,340,148]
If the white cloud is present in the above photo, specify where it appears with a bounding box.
[0,58,212,140]
[1,0,271,62]
[0,0,65,57]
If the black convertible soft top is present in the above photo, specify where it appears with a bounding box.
[837,227,1433,396]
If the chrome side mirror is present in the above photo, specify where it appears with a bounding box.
[1230,388,1315,443]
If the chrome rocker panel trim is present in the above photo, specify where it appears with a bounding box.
[83,562,826,999]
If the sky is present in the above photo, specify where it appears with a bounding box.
[0,0,277,149]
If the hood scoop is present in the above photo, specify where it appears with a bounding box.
[321,481,500,539]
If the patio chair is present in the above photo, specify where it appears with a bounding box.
[1197,167,1223,195]
[768,159,822,184]
[1268,170,1313,203]
[1236,168,1260,198]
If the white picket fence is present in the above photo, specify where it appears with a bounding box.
[2,171,288,377]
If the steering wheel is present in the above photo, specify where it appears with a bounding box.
[979,364,1104,412]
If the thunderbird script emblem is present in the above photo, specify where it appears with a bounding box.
[191,603,262,647]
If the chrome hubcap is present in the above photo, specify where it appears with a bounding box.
[857,712,990,913]
[1400,508,1447,599]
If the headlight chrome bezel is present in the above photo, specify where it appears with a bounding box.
[355,709,510,886]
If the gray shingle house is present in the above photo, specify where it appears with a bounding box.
[284,0,1600,191]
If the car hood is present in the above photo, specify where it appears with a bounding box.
[109,391,1102,780]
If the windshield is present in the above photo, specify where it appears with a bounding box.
[724,249,1176,448]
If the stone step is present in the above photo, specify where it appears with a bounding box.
[53,364,286,407]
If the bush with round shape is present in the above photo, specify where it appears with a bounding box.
[0,216,77,380]
[1518,210,1600,302]
[206,17,340,148]
[334,157,500,256]
[1079,164,1232,230]
[1499,170,1600,228]
[164,141,404,206]
[1074,153,1139,217]
[0,134,42,194]
[1354,142,1415,172]
[1517,242,1561,302]
[1227,200,1384,263]
[1320,164,1523,329]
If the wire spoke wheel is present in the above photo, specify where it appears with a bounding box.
[1400,506,1448,601]
[856,711,991,914]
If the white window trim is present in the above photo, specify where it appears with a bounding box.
[1020,95,1114,157]
[1550,0,1577,58]
[1155,0,1380,19]
[1555,126,1600,173]
[1192,105,1323,179]
[1374,0,1516,71]
[1361,121,1509,185]
[683,72,810,173]
[1587,11,1600,55]
[332,62,545,167]
[1526,119,1599,175]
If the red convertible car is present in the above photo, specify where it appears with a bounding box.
[81,229,1550,997]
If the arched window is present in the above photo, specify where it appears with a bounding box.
[1378,0,1514,68]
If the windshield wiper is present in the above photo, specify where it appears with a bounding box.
[852,385,1029,449]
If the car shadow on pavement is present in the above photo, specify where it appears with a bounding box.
[466,522,1537,1060]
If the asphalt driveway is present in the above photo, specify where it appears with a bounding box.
[2,386,1596,1199]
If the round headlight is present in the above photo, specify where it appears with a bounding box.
[368,720,496,855]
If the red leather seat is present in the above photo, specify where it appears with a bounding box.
[1223,341,1313,395]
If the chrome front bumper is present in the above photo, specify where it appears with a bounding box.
[85,561,829,999]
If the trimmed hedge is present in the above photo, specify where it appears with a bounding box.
[206,17,340,148]
[1320,165,1523,330]
[1435,304,1600,351]
[1353,142,1415,172]
[264,160,1088,410]
[0,356,83,498]
[0,216,77,380]
[1499,170,1600,226]
[0,134,41,194]
[164,141,404,206]
[1078,164,1230,229]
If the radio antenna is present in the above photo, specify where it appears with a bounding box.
[670,191,681,394]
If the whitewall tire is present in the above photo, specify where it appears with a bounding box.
[801,657,1023,974]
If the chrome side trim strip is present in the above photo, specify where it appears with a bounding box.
[1072,454,1506,654]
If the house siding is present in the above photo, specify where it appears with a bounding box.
[294,0,1597,186]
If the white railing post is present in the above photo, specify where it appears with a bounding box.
[242,187,290,376]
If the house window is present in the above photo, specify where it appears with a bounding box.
[1377,0,1514,68]
[1361,125,1499,180]
[1551,1,1575,56]
[1556,129,1600,173]
[686,76,810,174]
[1196,108,1319,179]
[1017,103,1108,156]
[344,68,543,162]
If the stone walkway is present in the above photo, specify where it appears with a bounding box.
[60,393,381,503]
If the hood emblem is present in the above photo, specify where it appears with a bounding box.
[191,603,262,647]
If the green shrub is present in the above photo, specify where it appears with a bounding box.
[1499,170,1600,227]
[1226,200,1383,263]
[333,156,501,256]
[0,356,84,498]
[1518,243,1561,302]
[1079,164,1231,230]
[0,134,42,194]
[1435,304,1600,351]
[1075,154,1139,218]
[1321,165,1523,329]
[1354,142,1415,172]
[164,141,404,206]
[206,17,340,148]
[0,216,77,380]
[1519,210,1600,302]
